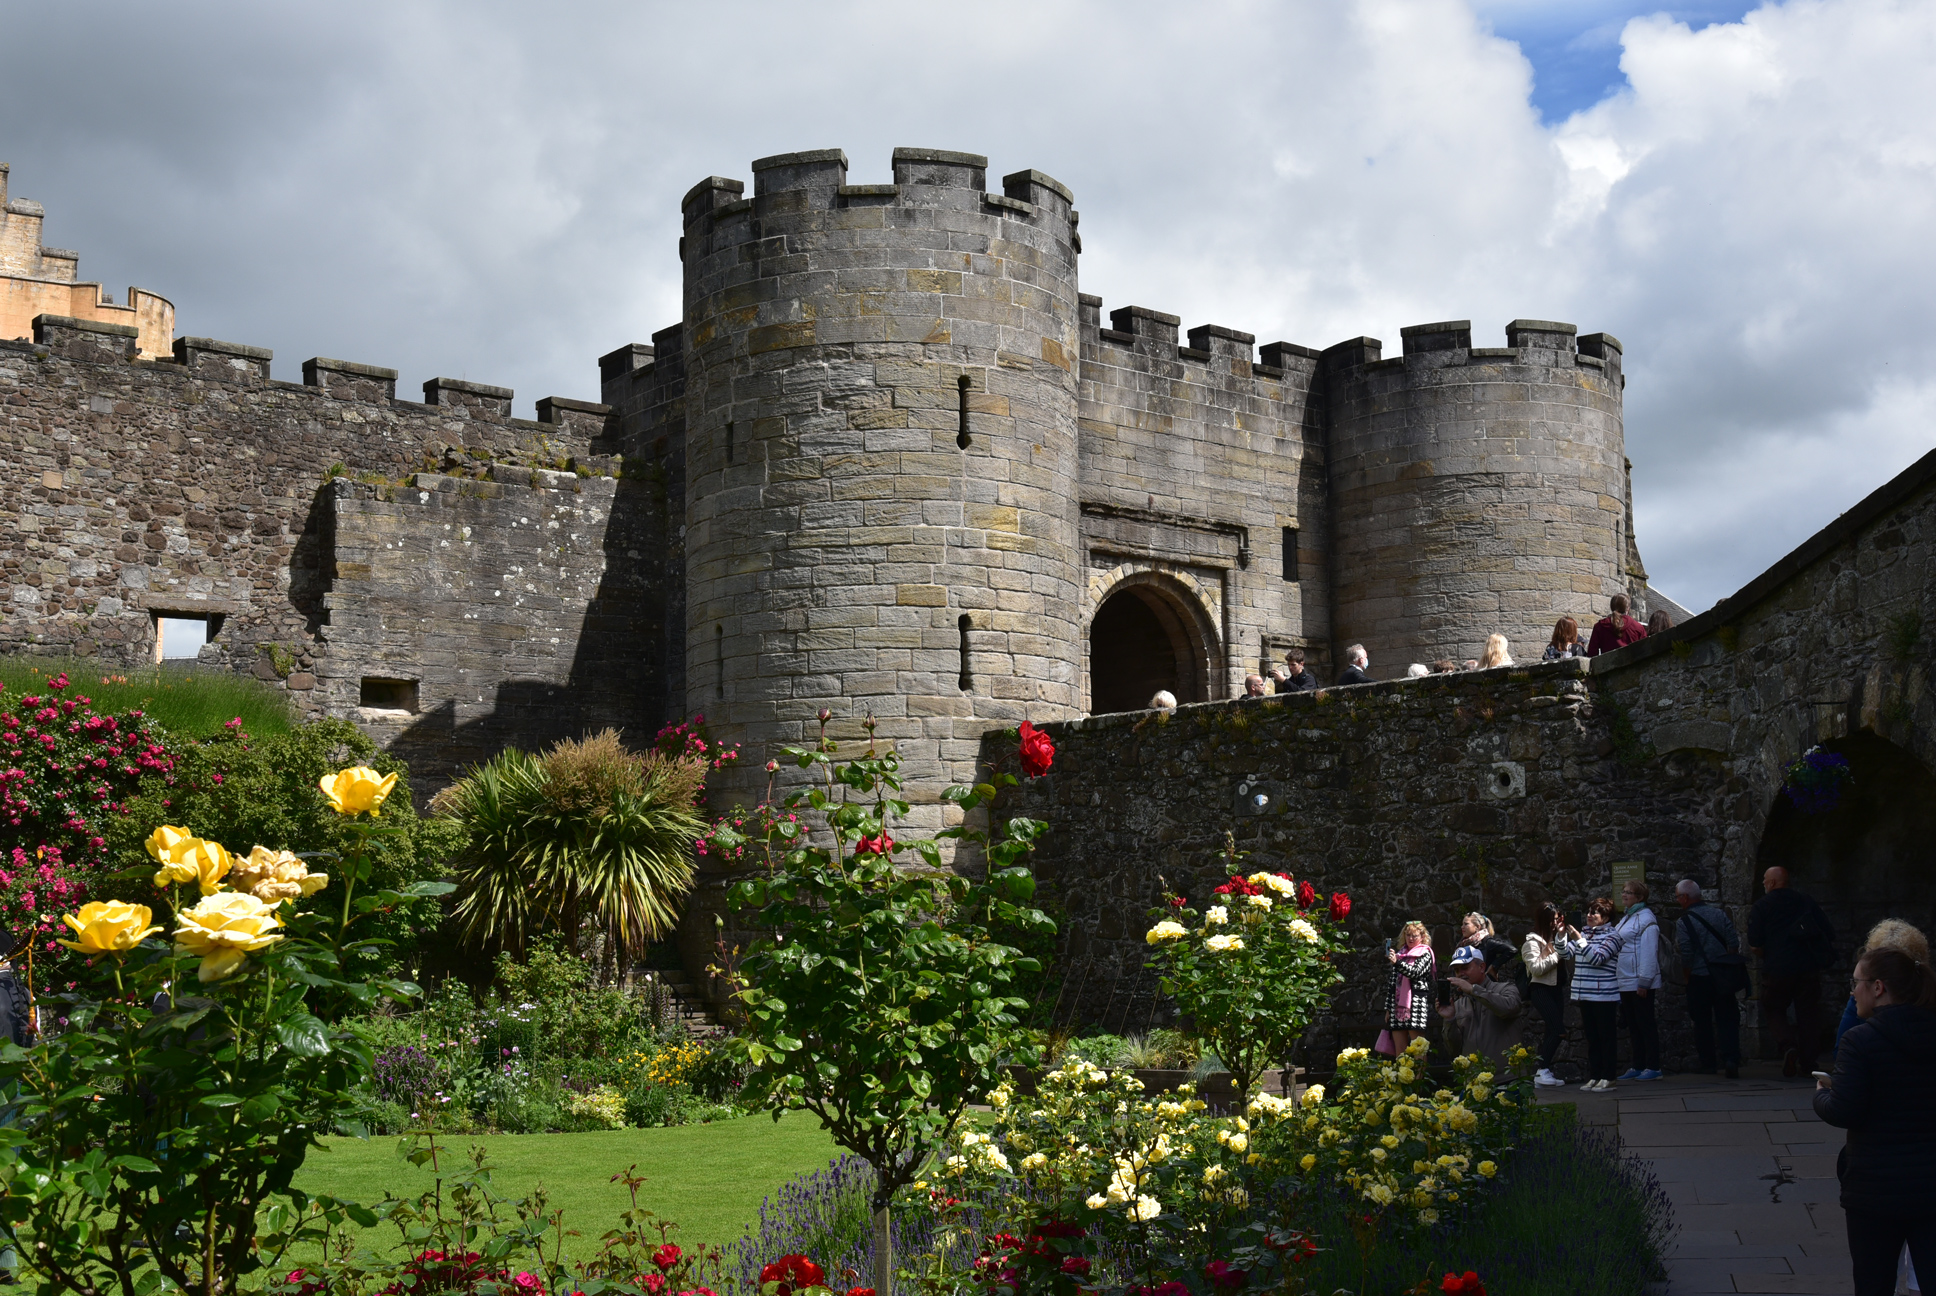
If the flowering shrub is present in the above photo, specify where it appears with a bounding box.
[698,800,798,867]
[656,714,743,773]
[0,763,453,1296]
[1285,1037,1533,1234]
[724,716,1052,1295]
[1145,842,1351,1095]
[0,673,174,961]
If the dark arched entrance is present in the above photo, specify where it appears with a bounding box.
[1752,730,1936,1056]
[1088,581,1213,714]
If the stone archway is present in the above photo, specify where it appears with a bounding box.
[1750,729,1936,1057]
[1087,570,1221,714]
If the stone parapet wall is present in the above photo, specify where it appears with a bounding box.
[0,317,619,786]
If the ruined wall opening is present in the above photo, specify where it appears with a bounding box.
[1752,729,1936,1057]
[1088,578,1214,714]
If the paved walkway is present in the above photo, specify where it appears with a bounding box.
[1537,1064,1860,1295]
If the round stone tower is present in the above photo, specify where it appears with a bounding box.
[680,147,1084,830]
[1321,320,1628,671]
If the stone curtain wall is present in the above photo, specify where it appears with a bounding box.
[0,315,625,787]
[986,661,1727,1073]
[1075,297,1333,693]
[1320,321,1629,674]
[983,442,1936,1073]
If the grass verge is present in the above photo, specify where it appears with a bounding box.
[0,655,295,738]
[290,1110,840,1253]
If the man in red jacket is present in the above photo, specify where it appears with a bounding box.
[1586,593,1648,656]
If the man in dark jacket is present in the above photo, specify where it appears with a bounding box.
[0,934,30,1050]
[1585,593,1648,656]
[1749,866,1835,1075]
[1814,948,1936,1295]
[1271,648,1319,694]
[1676,880,1743,1078]
[1337,644,1372,685]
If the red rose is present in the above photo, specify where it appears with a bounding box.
[1018,721,1055,778]
[1059,1257,1091,1277]
[846,1289,876,1296]
[1297,880,1317,908]
[1328,891,1351,922]
[1205,1261,1247,1290]
[644,1275,668,1296]
[1441,1273,1485,1296]
[852,834,894,857]
[653,1243,683,1272]
[759,1256,825,1296]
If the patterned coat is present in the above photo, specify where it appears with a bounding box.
[1384,948,1436,1032]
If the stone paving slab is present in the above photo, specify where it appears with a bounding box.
[1537,1064,1860,1294]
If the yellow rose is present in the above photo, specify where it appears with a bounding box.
[58,901,161,956]
[319,765,399,817]
[1299,1153,1317,1172]
[229,845,330,904]
[144,824,197,864]
[174,891,285,982]
[1478,1160,1497,1178]
[175,838,234,896]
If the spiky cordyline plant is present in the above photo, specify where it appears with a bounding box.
[438,729,705,964]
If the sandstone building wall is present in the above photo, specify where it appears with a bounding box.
[1,165,173,360]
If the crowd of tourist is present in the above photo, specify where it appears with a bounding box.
[1241,593,1677,695]
[1370,873,1936,1294]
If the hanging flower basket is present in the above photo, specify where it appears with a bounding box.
[1782,746,1853,814]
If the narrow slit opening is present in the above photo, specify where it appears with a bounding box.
[1282,526,1299,583]
[715,624,725,698]
[725,420,735,465]
[956,375,972,450]
[957,613,972,691]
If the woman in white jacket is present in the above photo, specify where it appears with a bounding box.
[1523,902,1579,1087]
[1613,879,1663,1080]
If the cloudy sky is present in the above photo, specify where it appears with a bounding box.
[3,0,1930,614]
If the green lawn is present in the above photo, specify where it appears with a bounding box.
[292,1111,840,1253]
[0,655,296,737]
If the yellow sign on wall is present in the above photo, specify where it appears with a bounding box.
[1610,859,1647,893]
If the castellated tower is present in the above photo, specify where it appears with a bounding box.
[1321,320,1628,670]
[680,148,1084,829]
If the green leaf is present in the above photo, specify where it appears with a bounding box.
[274,1014,332,1057]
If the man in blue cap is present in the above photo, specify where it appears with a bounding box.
[1438,943,1524,1067]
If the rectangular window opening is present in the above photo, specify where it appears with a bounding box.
[957,613,973,691]
[155,615,211,662]
[360,677,420,713]
[1282,526,1300,583]
[956,376,972,450]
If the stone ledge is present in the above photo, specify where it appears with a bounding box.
[303,356,399,381]
[33,313,138,339]
[982,192,1033,215]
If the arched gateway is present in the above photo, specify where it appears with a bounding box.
[1087,571,1222,714]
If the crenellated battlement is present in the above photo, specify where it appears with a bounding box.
[678,147,1077,270]
[1322,318,1624,384]
[1079,294,1320,391]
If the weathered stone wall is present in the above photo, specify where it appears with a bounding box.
[1076,297,1332,695]
[324,465,666,790]
[1321,321,1629,674]
[983,443,1936,1071]
[0,314,627,790]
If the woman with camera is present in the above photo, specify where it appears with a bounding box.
[1566,898,1624,1091]
[1523,902,1578,1087]
[1378,920,1435,1057]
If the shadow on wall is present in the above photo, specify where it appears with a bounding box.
[376,474,675,794]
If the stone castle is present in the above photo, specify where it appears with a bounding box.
[6,148,1934,1071]
[1,146,1679,828]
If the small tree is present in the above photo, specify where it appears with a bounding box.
[1144,834,1352,1097]
[724,718,1052,1296]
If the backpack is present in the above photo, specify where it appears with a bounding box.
[1652,916,1682,986]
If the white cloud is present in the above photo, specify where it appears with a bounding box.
[1,0,1931,613]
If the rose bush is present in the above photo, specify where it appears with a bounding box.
[1144,841,1351,1096]
[0,764,452,1296]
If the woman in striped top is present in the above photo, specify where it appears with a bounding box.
[1566,897,1625,1091]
